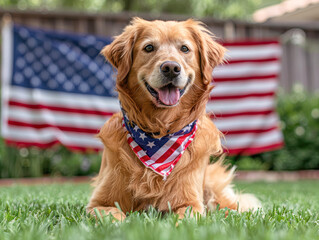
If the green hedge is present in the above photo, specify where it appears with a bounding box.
[0,144,101,178]
[0,86,318,178]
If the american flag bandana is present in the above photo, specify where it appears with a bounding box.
[122,110,197,180]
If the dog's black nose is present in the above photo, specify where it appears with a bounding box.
[160,61,181,78]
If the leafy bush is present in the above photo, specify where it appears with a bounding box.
[0,142,101,178]
[0,86,318,178]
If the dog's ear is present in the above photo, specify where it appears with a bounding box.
[186,20,226,85]
[101,18,142,85]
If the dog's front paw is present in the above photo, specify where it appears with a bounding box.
[87,206,126,222]
[175,205,203,220]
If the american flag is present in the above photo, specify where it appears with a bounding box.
[210,41,284,155]
[1,23,283,155]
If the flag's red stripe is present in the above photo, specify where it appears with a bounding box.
[182,132,196,153]
[127,137,134,144]
[133,145,143,153]
[5,139,101,153]
[221,41,279,47]
[222,126,279,135]
[156,158,177,172]
[5,139,59,148]
[210,92,275,100]
[7,120,99,134]
[225,142,284,156]
[226,57,279,65]
[156,131,196,172]
[140,155,150,162]
[161,166,173,175]
[154,127,196,164]
[210,110,274,118]
[213,74,277,82]
[153,141,181,165]
[8,100,114,116]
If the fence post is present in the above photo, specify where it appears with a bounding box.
[224,21,235,41]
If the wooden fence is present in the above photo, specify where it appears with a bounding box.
[1,8,319,92]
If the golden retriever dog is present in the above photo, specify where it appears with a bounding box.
[87,18,260,220]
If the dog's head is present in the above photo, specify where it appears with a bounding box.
[102,18,225,109]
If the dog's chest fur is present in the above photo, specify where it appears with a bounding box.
[98,113,222,212]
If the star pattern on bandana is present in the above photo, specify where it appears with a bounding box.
[139,133,146,140]
[147,141,155,148]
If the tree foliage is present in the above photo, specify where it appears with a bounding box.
[1,0,282,19]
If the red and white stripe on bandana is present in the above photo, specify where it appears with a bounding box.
[122,112,197,179]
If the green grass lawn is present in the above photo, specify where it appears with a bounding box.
[0,181,318,240]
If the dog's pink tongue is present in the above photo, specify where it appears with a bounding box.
[157,86,180,106]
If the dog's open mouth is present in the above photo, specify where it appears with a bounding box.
[145,82,186,106]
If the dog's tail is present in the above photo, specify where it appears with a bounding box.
[204,158,261,212]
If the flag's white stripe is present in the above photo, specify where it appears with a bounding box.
[213,62,280,78]
[151,134,192,169]
[144,158,156,165]
[136,148,147,158]
[160,166,172,176]
[222,129,283,149]
[211,79,277,96]
[4,126,103,148]
[1,20,13,137]
[224,44,281,60]
[129,138,139,148]
[213,113,279,131]
[8,86,120,112]
[8,107,106,128]
[144,159,154,165]
[207,96,275,114]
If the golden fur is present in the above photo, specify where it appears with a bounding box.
[87,18,260,220]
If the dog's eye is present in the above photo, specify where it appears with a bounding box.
[144,44,154,52]
[181,45,189,53]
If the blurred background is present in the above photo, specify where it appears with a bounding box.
[0,0,319,179]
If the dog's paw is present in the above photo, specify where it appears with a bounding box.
[88,207,126,222]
